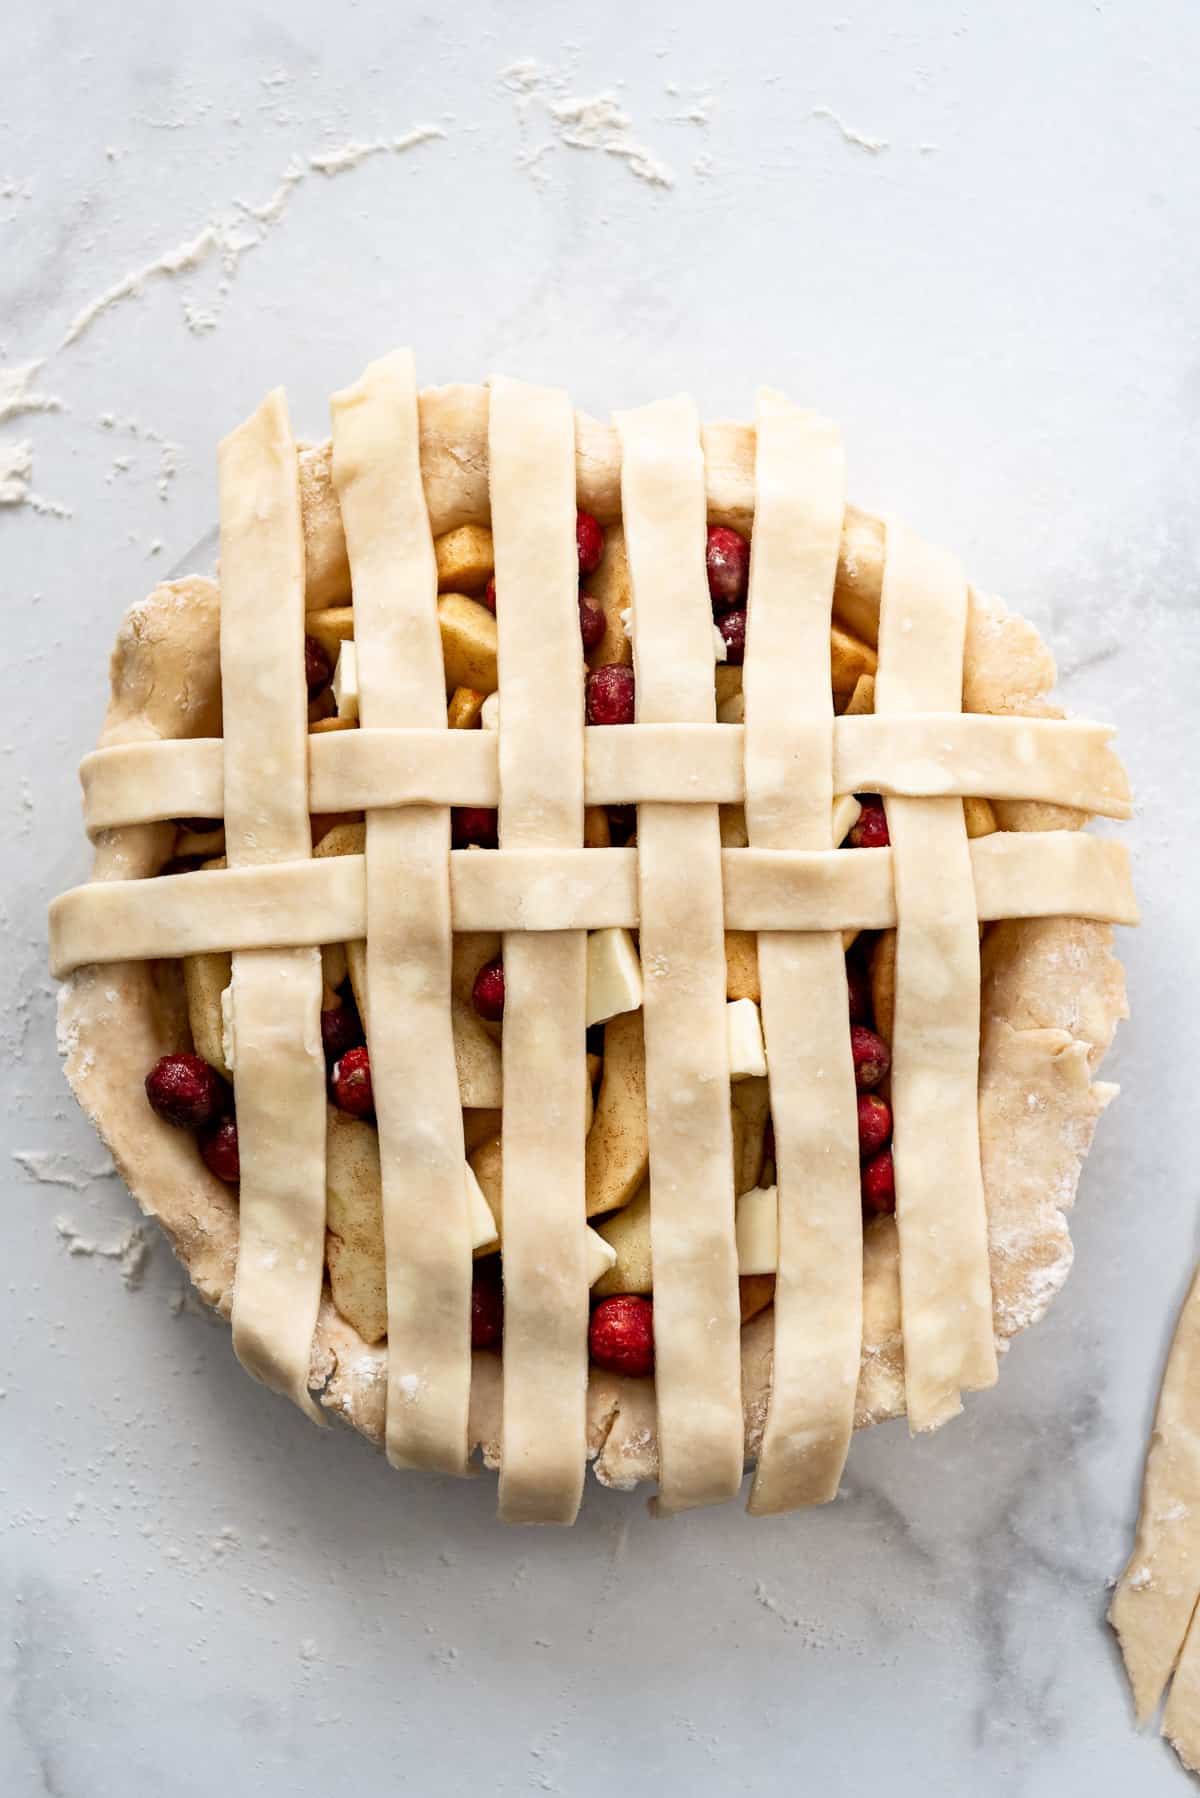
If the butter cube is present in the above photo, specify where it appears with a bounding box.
[466,1161,499,1254]
[332,640,359,722]
[727,997,767,1081]
[735,1183,778,1275]
[586,1228,618,1287]
[586,927,643,1029]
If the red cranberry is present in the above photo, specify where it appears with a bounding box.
[175,816,222,835]
[717,608,747,665]
[483,576,496,614]
[858,1092,892,1159]
[846,956,872,1025]
[304,634,332,698]
[199,1115,240,1184]
[145,1053,226,1130]
[589,1295,654,1378]
[579,592,606,652]
[320,1002,363,1065]
[862,1147,895,1215]
[851,1025,891,1091]
[849,798,890,849]
[606,803,636,842]
[331,1045,374,1117]
[586,664,635,726]
[471,1268,504,1350]
[706,525,750,609]
[452,806,499,849]
[472,957,505,1022]
[576,510,605,575]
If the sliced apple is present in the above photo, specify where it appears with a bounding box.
[964,795,998,839]
[593,1178,652,1296]
[871,930,897,1042]
[321,942,348,994]
[715,665,742,711]
[451,996,503,1108]
[438,593,498,695]
[739,1273,776,1324]
[462,1107,502,1156]
[725,930,760,1003]
[183,949,232,1078]
[447,686,485,729]
[327,1110,498,1342]
[731,1074,771,1196]
[842,672,875,716]
[469,1129,617,1282]
[325,1108,388,1344]
[585,1008,648,1218]
[305,606,355,667]
[830,623,877,702]
[587,523,633,669]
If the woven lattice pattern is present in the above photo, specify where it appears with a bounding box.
[49,351,1136,1523]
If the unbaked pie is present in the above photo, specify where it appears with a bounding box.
[48,352,1137,1524]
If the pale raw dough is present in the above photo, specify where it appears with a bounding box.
[218,389,327,1425]
[616,395,743,1513]
[50,820,1136,980]
[742,393,861,1514]
[1110,1264,1200,1771]
[875,520,998,1432]
[78,706,1130,833]
[488,377,590,1526]
[50,371,1133,1516]
[330,350,473,1476]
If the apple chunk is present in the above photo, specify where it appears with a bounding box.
[326,1111,497,1342]
[585,1008,648,1218]
[325,1109,389,1344]
[183,949,232,1078]
[593,1179,652,1296]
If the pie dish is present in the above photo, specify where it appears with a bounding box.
[48,352,1137,1524]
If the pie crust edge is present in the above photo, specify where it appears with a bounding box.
[57,498,1129,1496]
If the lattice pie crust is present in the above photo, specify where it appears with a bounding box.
[49,354,1135,1523]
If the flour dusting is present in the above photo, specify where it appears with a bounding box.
[812,107,889,153]
[0,439,32,505]
[0,360,62,423]
[14,1148,117,1188]
[501,61,675,189]
[308,126,445,175]
[54,1215,150,1288]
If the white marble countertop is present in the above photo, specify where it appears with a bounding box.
[5,4,1198,1792]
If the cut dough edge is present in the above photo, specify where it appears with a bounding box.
[58,536,1127,1490]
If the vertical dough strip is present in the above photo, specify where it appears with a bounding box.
[331,350,472,1474]
[616,396,744,1513]
[744,394,862,1513]
[220,389,327,1422]
[875,522,998,1431]
[490,377,591,1526]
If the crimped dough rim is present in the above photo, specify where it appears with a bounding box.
[58,527,1128,1496]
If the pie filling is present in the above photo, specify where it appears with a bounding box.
[48,356,1136,1522]
[141,511,912,1379]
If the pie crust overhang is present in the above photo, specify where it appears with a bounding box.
[49,359,1136,1521]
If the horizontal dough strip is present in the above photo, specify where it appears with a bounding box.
[80,713,1130,835]
[50,831,1137,976]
